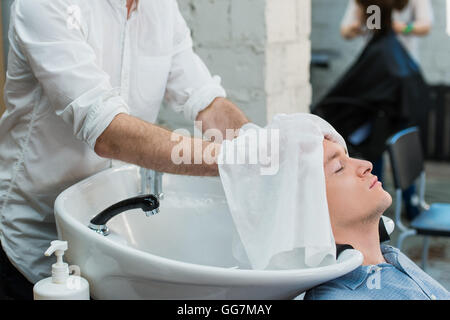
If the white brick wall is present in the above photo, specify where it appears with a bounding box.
[158,0,312,130]
[420,0,450,84]
[266,0,312,118]
[266,0,299,43]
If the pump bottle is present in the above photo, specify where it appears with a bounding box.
[33,240,90,300]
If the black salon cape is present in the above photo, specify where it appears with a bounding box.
[312,30,430,162]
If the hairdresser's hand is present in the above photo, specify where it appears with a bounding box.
[392,21,408,34]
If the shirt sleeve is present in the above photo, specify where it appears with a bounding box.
[341,0,361,28]
[12,0,130,150]
[413,0,434,24]
[164,0,227,122]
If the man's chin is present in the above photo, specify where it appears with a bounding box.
[384,189,393,205]
[378,190,393,213]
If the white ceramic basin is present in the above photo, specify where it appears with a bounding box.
[54,165,367,300]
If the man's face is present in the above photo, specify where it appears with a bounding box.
[323,139,392,230]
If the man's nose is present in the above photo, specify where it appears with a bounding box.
[356,159,373,177]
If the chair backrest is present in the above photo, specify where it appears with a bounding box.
[386,127,425,191]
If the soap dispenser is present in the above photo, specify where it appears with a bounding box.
[33,240,90,300]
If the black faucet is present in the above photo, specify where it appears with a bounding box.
[88,194,160,236]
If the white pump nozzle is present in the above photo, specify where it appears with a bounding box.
[44,240,69,284]
[45,240,68,258]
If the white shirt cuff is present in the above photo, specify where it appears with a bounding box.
[180,75,227,122]
[80,89,130,150]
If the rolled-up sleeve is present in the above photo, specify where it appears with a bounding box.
[414,0,434,25]
[13,0,129,150]
[164,0,226,122]
[341,0,360,28]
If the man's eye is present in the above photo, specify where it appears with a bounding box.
[335,166,344,173]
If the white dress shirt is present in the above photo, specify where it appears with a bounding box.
[0,0,226,283]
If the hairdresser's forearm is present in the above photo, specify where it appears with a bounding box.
[393,21,432,36]
[411,21,432,36]
[94,113,220,176]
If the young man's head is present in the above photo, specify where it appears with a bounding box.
[323,139,392,243]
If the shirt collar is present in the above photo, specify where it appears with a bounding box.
[337,244,400,290]
[108,0,126,8]
[380,244,403,268]
[338,265,374,290]
[108,0,140,12]
[380,244,399,255]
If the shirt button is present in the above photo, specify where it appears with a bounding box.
[431,294,437,300]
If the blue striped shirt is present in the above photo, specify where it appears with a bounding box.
[305,245,450,300]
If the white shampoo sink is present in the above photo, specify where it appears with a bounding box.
[54,165,365,300]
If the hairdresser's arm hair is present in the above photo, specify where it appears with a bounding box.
[94,113,220,176]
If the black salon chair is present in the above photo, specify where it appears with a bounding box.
[386,127,450,270]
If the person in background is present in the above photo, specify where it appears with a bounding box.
[341,0,434,62]
[340,0,434,220]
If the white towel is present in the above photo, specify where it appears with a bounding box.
[218,113,347,270]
